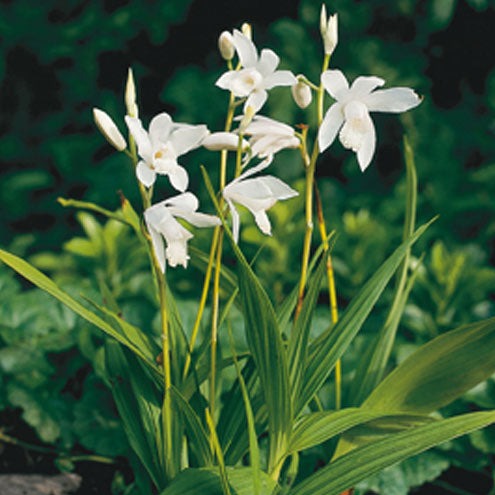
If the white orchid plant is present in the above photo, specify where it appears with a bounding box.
[2,5,495,495]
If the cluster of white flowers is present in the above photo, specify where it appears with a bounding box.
[93,5,421,271]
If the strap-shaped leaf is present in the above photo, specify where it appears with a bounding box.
[0,248,159,371]
[289,411,495,495]
[298,221,432,413]
[362,316,495,414]
[159,467,278,495]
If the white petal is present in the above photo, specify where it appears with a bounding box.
[233,29,258,68]
[349,76,385,99]
[321,70,349,100]
[245,90,268,113]
[263,70,297,90]
[166,240,190,268]
[318,103,344,153]
[362,87,422,113]
[203,132,248,151]
[257,49,279,76]
[165,192,199,212]
[216,70,236,90]
[149,226,166,273]
[125,116,152,162]
[257,176,298,199]
[136,161,156,188]
[243,115,294,136]
[170,125,209,156]
[168,165,189,192]
[253,210,272,235]
[356,115,376,172]
[149,113,173,145]
[226,198,240,244]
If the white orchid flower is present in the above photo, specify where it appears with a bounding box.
[144,192,220,272]
[125,113,208,190]
[242,115,300,161]
[215,30,297,113]
[223,160,298,243]
[318,70,421,171]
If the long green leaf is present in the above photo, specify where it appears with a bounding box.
[288,409,430,454]
[348,136,418,405]
[0,249,159,371]
[362,316,495,414]
[289,411,495,495]
[159,467,278,495]
[298,221,432,413]
[202,166,292,471]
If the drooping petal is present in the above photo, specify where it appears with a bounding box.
[226,198,241,244]
[136,161,156,188]
[149,113,173,145]
[318,103,344,152]
[149,225,166,273]
[356,113,376,171]
[169,125,209,156]
[257,49,279,76]
[263,70,297,90]
[168,165,189,192]
[125,116,153,163]
[321,70,349,100]
[257,176,299,199]
[362,87,422,113]
[348,76,385,99]
[245,89,268,113]
[243,115,295,136]
[253,209,272,235]
[166,239,191,268]
[232,29,258,68]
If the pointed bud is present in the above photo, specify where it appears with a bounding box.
[93,108,127,151]
[218,31,235,61]
[320,5,338,56]
[241,22,252,40]
[125,68,138,118]
[291,77,312,109]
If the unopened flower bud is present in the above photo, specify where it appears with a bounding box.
[218,31,235,61]
[320,5,338,56]
[203,132,248,151]
[291,77,312,109]
[93,108,127,151]
[241,22,252,40]
[125,67,138,118]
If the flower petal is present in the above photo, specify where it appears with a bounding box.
[257,49,279,76]
[245,89,268,113]
[149,226,166,273]
[233,29,258,68]
[168,165,189,192]
[149,113,173,145]
[257,176,298,199]
[165,192,199,212]
[362,87,422,113]
[125,116,152,162]
[356,113,376,172]
[166,240,190,268]
[254,209,272,235]
[216,70,236,90]
[348,76,385,99]
[321,70,349,100]
[263,70,297,90]
[226,198,241,244]
[136,161,156,188]
[169,125,209,156]
[318,103,344,153]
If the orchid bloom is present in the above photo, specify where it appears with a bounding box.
[144,192,220,272]
[223,160,298,243]
[215,30,297,113]
[242,115,300,162]
[125,113,208,190]
[318,70,421,171]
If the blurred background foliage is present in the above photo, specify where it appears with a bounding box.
[1,0,495,493]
